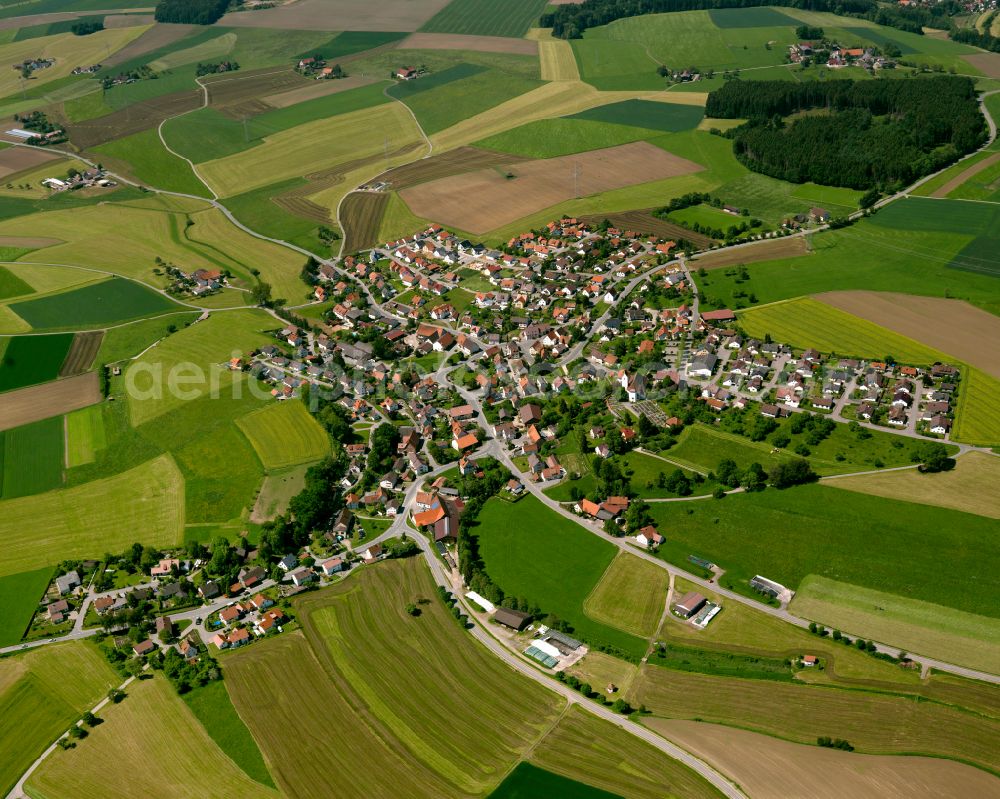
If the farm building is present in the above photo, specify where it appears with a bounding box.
[672,591,707,619]
[750,575,786,599]
[493,607,532,631]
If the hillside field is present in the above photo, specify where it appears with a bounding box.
[419,0,548,37]
[8,278,181,331]
[0,333,72,391]
[582,553,668,638]
[0,566,51,647]
[476,495,648,658]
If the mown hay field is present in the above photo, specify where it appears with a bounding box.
[477,495,648,658]
[0,453,183,577]
[401,140,702,234]
[27,676,281,799]
[339,191,389,255]
[529,706,726,799]
[539,38,579,81]
[0,641,119,797]
[631,668,1000,774]
[91,128,209,197]
[198,102,423,198]
[825,451,1000,519]
[737,298,952,364]
[583,553,668,639]
[790,574,1000,676]
[0,371,100,432]
[952,367,1000,447]
[236,400,329,471]
[127,309,274,426]
[648,719,1000,799]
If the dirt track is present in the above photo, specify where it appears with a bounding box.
[814,290,1000,379]
[932,151,1000,198]
[401,141,702,234]
[0,371,101,432]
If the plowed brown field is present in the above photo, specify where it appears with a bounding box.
[0,371,101,431]
[59,331,104,376]
[692,235,808,269]
[579,209,714,248]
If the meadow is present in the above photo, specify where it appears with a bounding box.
[0,641,119,797]
[568,99,704,132]
[181,681,274,787]
[95,313,200,365]
[647,483,1000,618]
[0,266,33,300]
[0,332,72,391]
[737,298,952,364]
[198,102,423,198]
[0,565,51,647]
[9,278,180,330]
[0,454,184,577]
[236,400,329,471]
[476,495,648,658]
[582,553,669,638]
[952,367,1000,446]
[1,415,63,499]
[476,117,675,159]
[791,575,1000,675]
[27,676,281,799]
[489,764,618,799]
[418,0,548,37]
[92,129,210,198]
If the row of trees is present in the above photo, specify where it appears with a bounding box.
[707,77,985,189]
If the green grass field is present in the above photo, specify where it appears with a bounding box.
[0,453,184,577]
[953,367,1000,446]
[236,400,329,471]
[0,265,32,300]
[1,416,63,499]
[568,99,704,132]
[0,333,72,391]
[391,65,543,136]
[181,681,275,788]
[476,495,648,658]
[0,641,119,797]
[95,314,200,365]
[9,278,181,331]
[738,298,951,364]
[162,81,392,164]
[490,763,620,799]
[476,118,676,159]
[582,553,668,637]
[668,202,743,230]
[419,0,548,37]
[92,129,210,197]
[27,675,281,799]
[791,575,1000,675]
[65,405,107,468]
[0,566,51,647]
[648,483,1000,618]
[297,30,408,61]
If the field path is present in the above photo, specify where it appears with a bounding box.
[931,151,1000,197]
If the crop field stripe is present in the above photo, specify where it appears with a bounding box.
[65,404,107,468]
[340,191,390,254]
[0,332,74,392]
[58,330,104,377]
[952,367,1000,446]
[9,278,181,331]
[568,99,704,132]
[235,400,330,471]
[419,0,549,38]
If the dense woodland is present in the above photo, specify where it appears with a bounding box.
[706,77,985,190]
[154,0,229,24]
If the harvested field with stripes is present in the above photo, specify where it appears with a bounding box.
[692,236,809,269]
[70,91,202,150]
[101,22,198,68]
[0,371,101,432]
[204,68,308,111]
[218,0,450,31]
[399,32,539,54]
[340,192,390,254]
[379,145,533,190]
[401,141,702,234]
[579,209,714,248]
[263,75,378,108]
[58,331,103,377]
